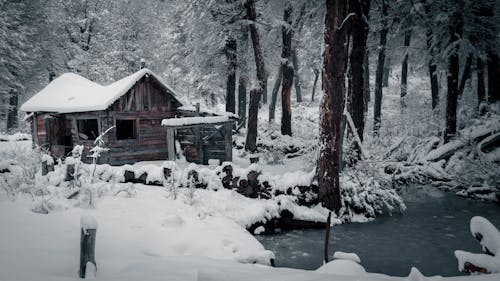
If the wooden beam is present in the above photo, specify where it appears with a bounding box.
[166,127,175,160]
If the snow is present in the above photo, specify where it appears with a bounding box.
[455,216,500,273]
[80,215,98,231]
[161,115,233,127]
[20,68,181,113]
[178,105,239,118]
[316,259,366,275]
[333,251,361,263]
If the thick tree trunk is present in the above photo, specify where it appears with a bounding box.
[269,67,282,123]
[487,51,500,104]
[238,75,248,127]
[364,50,370,111]
[373,0,388,134]
[292,49,302,103]
[349,0,370,143]
[6,91,18,132]
[246,89,259,151]
[382,56,390,87]
[225,37,237,114]
[425,2,439,110]
[281,4,293,136]
[317,0,348,213]
[477,57,486,110]
[458,53,473,98]
[311,67,319,102]
[444,2,464,142]
[400,29,411,107]
[244,0,267,152]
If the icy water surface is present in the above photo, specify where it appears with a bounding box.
[256,185,500,277]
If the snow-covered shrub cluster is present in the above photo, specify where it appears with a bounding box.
[339,168,406,222]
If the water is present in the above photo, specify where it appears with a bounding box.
[256,185,500,277]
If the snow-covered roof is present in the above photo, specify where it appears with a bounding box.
[161,116,235,127]
[20,68,181,113]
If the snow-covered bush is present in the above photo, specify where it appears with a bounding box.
[338,167,406,222]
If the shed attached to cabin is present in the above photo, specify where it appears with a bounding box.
[20,69,236,165]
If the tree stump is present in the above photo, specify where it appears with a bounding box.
[65,163,75,182]
[79,216,97,279]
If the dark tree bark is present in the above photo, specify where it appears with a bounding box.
[424,2,439,110]
[487,51,500,104]
[311,67,320,102]
[444,2,464,142]
[225,37,237,114]
[281,4,293,136]
[477,57,486,110]
[349,0,370,143]
[382,56,390,87]
[292,49,302,102]
[269,66,282,122]
[6,91,18,132]
[364,50,370,112]
[373,0,388,134]
[400,29,411,107]
[458,53,473,98]
[244,0,267,152]
[246,88,259,150]
[238,75,248,127]
[317,0,348,213]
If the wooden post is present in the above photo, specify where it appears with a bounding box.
[79,215,97,279]
[65,163,75,181]
[324,211,332,263]
[166,127,175,161]
[41,158,54,176]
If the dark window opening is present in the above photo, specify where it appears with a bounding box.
[77,119,98,140]
[116,119,137,140]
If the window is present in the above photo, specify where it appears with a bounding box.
[77,119,98,140]
[116,119,137,140]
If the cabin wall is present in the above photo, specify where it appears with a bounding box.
[174,122,233,165]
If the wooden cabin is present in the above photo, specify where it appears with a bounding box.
[20,69,236,165]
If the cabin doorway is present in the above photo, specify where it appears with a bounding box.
[45,115,73,157]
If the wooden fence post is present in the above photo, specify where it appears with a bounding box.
[79,215,97,279]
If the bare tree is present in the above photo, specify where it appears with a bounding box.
[373,0,389,134]
[225,36,237,113]
[317,0,349,212]
[244,0,267,152]
[281,3,294,136]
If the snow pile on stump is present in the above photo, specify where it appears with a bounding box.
[455,216,500,274]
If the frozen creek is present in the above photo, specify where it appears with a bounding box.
[257,185,500,277]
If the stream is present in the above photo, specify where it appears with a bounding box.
[256,185,500,277]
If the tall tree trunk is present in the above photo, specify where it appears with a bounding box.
[364,50,370,112]
[281,4,293,136]
[317,0,348,213]
[373,0,388,134]
[477,57,486,111]
[244,0,267,152]
[444,2,464,142]
[6,91,18,132]
[425,2,439,110]
[425,35,439,109]
[238,75,248,127]
[225,37,237,114]
[349,0,370,144]
[458,53,473,98]
[382,56,390,87]
[400,29,411,108]
[269,66,282,123]
[487,51,500,104]
[311,67,319,102]
[238,23,249,128]
[292,49,302,102]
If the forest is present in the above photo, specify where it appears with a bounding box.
[0,0,500,280]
